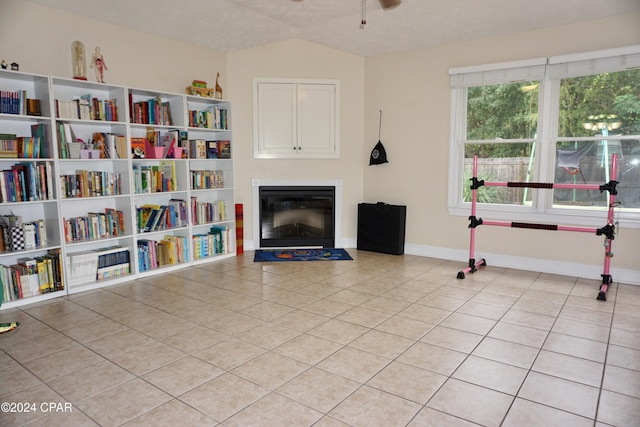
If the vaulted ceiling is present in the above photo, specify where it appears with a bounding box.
[27,0,640,57]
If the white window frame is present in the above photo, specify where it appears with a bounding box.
[448,45,640,229]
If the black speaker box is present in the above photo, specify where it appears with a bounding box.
[357,202,406,255]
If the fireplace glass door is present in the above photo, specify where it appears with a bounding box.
[259,186,335,248]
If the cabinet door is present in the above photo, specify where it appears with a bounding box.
[297,84,336,156]
[256,83,297,156]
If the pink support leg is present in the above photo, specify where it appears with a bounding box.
[598,154,619,301]
[458,156,486,279]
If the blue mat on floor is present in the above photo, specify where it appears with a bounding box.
[254,248,353,262]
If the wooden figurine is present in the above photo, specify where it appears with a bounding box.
[215,73,223,99]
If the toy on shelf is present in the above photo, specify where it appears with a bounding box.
[90,47,107,83]
[187,80,214,98]
[72,40,87,80]
[215,73,223,99]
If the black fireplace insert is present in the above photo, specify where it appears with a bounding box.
[259,186,335,248]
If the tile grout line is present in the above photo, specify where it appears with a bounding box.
[593,280,618,425]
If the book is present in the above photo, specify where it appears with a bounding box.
[46,248,64,291]
[178,130,189,158]
[115,135,127,159]
[206,141,218,159]
[66,250,99,285]
[190,139,206,159]
[23,223,37,249]
[217,140,231,158]
[26,98,41,116]
[137,204,160,232]
[164,129,179,158]
[30,123,51,158]
[92,132,107,158]
[131,137,146,158]
[0,133,18,158]
[169,199,188,227]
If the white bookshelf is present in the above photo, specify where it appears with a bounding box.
[0,70,235,309]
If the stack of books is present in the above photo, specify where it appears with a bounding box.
[0,249,63,301]
[66,246,130,285]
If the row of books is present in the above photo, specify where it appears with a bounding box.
[56,123,126,160]
[60,170,122,199]
[0,124,51,159]
[55,96,119,121]
[0,135,40,159]
[0,249,64,301]
[189,139,231,159]
[66,245,130,285]
[191,198,228,224]
[137,235,188,272]
[191,169,225,190]
[0,215,47,252]
[91,132,128,159]
[0,89,28,115]
[192,226,231,260]
[136,199,188,233]
[96,247,131,281]
[0,162,54,203]
[63,208,126,243]
[130,96,172,125]
[130,128,189,160]
[187,107,228,129]
[132,162,177,193]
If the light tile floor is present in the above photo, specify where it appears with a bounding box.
[1,250,639,426]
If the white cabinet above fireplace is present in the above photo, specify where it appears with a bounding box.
[253,78,340,159]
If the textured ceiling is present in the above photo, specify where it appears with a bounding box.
[26,0,640,56]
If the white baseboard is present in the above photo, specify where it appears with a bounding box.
[403,243,640,286]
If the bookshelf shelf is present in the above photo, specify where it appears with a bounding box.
[0,113,52,122]
[65,235,134,247]
[0,70,234,310]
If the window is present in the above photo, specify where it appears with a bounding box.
[555,70,640,210]
[449,46,640,228]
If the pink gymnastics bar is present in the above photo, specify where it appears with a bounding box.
[483,181,602,191]
[481,220,597,234]
[458,154,620,302]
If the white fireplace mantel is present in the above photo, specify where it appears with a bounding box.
[251,179,343,249]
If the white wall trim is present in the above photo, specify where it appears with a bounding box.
[548,44,640,64]
[403,243,639,286]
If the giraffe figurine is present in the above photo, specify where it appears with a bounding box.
[214,73,223,100]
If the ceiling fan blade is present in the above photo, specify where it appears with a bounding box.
[379,0,401,9]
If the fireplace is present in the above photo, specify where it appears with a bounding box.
[252,179,343,249]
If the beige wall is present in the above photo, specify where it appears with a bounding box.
[0,0,226,92]
[2,0,638,282]
[226,40,365,247]
[364,13,640,282]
